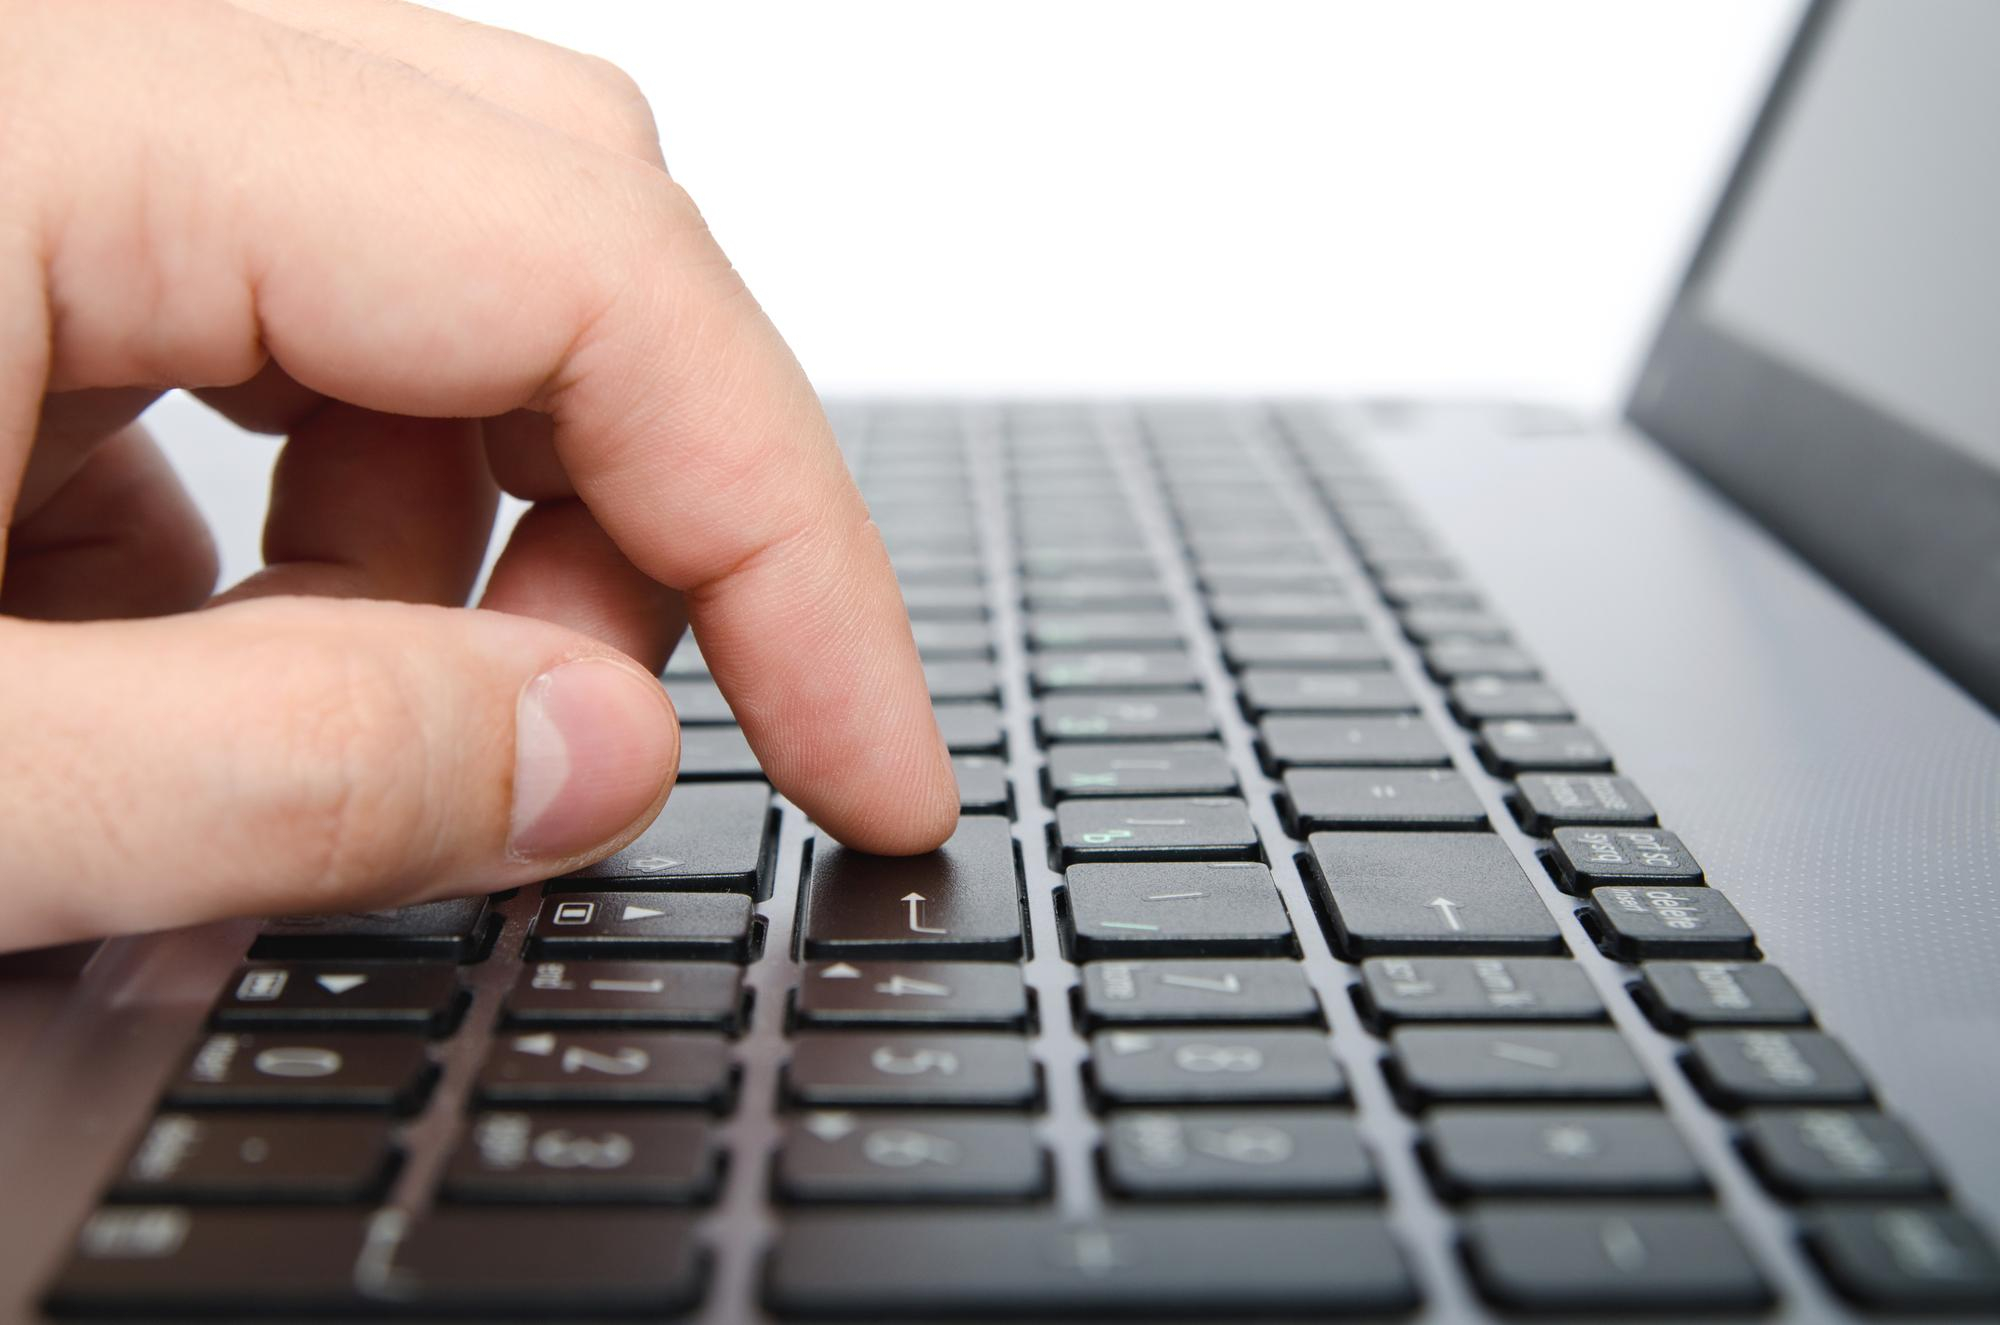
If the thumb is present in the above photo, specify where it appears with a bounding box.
[0,596,679,951]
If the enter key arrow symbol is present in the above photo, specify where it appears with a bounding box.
[1427,897,1465,932]
[902,893,948,935]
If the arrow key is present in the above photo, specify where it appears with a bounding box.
[1078,960,1320,1028]
[795,962,1030,1030]
[1305,833,1561,956]
[504,961,744,1032]
[529,892,756,962]
[213,963,464,1034]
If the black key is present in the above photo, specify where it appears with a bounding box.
[529,892,755,961]
[1027,612,1184,651]
[910,620,994,659]
[1742,1109,1942,1199]
[1102,1110,1376,1199]
[1424,640,1540,681]
[1306,832,1562,956]
[785,1033,1039,1108]
[1022,580,1170,612]
[1551,826,1703,893]
[1032,650,1197,692]
[1634,960,1812,1031]
[951,755,1012,815]
[933,700,1005,753]
[1184,534,1317,565]
[1511,773,1658,834]
[676,724,763,779]
[441,1111,719,1203]
[109,1114,397,1204]
[1077,959,1318,1027]
[925,660,999,702]
[800,816,1024,960]
[212,962,461,1033]
[1684,1029,1871,1108]
[1240,669,1416,717]
[1400,607,1511,643]
[1378,571,1480,609]
[1282,767,1487,832]
[1221,628,1388,670]
[1054,797,1259,864]
[475,1030,733,1109]
[1259,715,1450,771]
[379,1210,706,1315]
[1449,677,1571,723]
[1201,568,1344,595]
[504,960,743,1031]
[795,961,1029,1030]
[895,561,983,587]
[251,898,489,962]
[1587,885,1756,959]
[766,1210,1417,1318]
[1064,862,1296,959]
[663,677,734,724]
[901,584,989,618]
[1019,550,1156,579]
[1090,1029,1345,1106]
[1038,693,1217,742]
[166,1032,433,1112]
[661,637,708,677]
[45,1209,368,1317]
[1208,592,1362,630]
[1423,1107,1706,1197]
[777,1113,1048,1203]
[556,782,772,893]
[1478,719,1614,775]
[1806,1207,2000,1312]
[1464,1206,1772,1313]
[1045,742,1237,799]
[1389,1028,1652,1106]
[1356,956,1604,1029]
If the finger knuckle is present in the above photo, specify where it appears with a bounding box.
[563,52,662,162]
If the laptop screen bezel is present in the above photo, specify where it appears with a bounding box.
[1624,0,2000,713]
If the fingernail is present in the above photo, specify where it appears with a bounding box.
[509,657,677,864]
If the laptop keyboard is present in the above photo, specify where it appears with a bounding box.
[40,402,2000,1319]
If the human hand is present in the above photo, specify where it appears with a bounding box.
[0,0,957,952]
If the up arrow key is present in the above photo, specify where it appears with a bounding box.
[1427,898,1465,932]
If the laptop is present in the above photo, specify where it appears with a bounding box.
[3,0,1996,1318]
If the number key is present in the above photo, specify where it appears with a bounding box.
[474,1031,733,1110]
[1054,798,1259,864]
[441,1111,719,1204]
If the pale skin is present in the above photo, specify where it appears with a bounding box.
[0,0,959,952]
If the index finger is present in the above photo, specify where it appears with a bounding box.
[17,1,957,853]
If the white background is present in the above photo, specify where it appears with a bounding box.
[151,0,1801,585]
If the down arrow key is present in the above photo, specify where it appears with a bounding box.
[215,962,463,1033]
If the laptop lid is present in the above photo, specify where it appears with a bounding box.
[1627,0,2000,712]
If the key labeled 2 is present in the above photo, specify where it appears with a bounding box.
[474,1031,734,1110]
